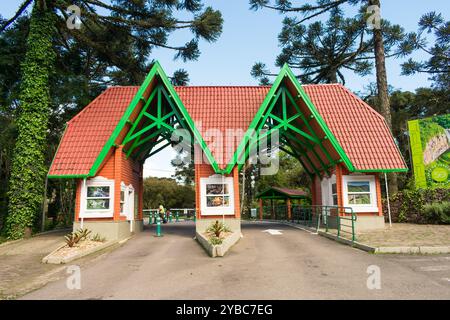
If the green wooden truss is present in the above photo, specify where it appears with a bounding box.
[87,61,221,176]
[122,84,186,160]
[223,64,354,177]
[233,85,342,178]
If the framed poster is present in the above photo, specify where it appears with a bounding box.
[200,176,235,216]
[408,114,450,188]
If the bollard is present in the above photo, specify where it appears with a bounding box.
[153,212,157,224]
[155,215,162,237]
[169,212,172,223]
[176,212,179,222]
[193,212,196,223]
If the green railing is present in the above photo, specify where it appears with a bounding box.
[261,204,357,242]
[143,208,196,223]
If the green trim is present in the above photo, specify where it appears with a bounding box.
[88,61,221,176]
[283,66,355,172]
[155,64,222,173]
[47,174,88,179]
[47,123,68,178]
[69,61,404,178]
[407,119,424,186]
[354,168,409,173]
[224,63,355,175]
[146,140,172,159]
[223,67,287,174]
[283,88,335,164]
[122,88,158,145]
[88,64,159,176]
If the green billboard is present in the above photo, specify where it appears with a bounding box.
[408,114,450,189]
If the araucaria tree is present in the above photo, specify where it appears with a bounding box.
[252,8,376,85]
[2,0,223,239]
[249,0,403,192]
[5,5,55,239]
[401,12,450,90]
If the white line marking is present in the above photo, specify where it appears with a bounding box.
[262,229,283,235]
[419,265,450,272]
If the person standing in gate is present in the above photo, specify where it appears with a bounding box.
[158,204,166,223]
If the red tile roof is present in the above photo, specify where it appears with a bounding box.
[176,86,269,167]
[49,87,138,176]
[49,84,406,177]
[303,84,406,171]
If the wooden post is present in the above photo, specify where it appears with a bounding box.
[310,175,316,206]
[336,164,344,216]
[259,198,263,220]
[270,199,274,219]
[287,198,292,221]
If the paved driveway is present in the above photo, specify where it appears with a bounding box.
[0,230,68,299]
[22,222,450,299]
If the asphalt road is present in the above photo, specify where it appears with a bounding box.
[22,222,450,299]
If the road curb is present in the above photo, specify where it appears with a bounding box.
[317,231,375,252]
[317,231,450,254]
[0,228,72,248]
[375,246,450,254]
[42,240,119,264]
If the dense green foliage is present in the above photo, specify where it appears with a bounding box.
[0,0,223,238]
[418,117,446,149]
[385,188,450,224]
[251,7,404,85]
[206,220,232,245]
[5,5,56,239]
[143,177,195,210]
[248,0,407,193]
[401,12,450,90]
[240,151,310,216]
[423,202,450,224]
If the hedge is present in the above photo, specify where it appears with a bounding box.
[383,188,450,224]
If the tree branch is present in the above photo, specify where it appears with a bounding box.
[0,0,33,32]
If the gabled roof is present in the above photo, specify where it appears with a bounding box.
[256,187,309,199]
[176,86,270,167]
[48,62,407,178]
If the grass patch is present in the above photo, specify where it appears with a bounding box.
[0,236,7,245]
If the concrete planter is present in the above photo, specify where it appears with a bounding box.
[42,240,118,264]
[196,231,241,257]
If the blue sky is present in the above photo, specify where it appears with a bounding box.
[1,0,448,177]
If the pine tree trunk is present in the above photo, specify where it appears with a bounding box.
[6,2,56,239]
[328,70,338,83]
[369,0,398,194]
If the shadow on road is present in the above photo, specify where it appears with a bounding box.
[143,221,196,238]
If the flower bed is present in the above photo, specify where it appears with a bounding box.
[42,228,116,264]
[196,220,240,257]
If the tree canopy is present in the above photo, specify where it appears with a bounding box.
[401,12,450,90]
[143,177,195,209]
[0,0,223,238]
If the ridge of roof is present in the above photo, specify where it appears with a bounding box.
[175,85,272,88]
[48,63,407,177]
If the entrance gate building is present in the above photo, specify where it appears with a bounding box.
[48,61,407,241]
